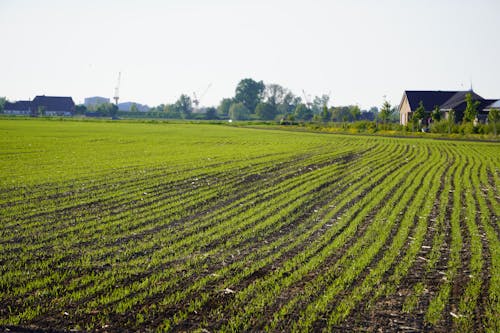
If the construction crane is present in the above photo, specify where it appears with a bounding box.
[302,89,312,108]
[113,72,121,106]
[193,83,212,108]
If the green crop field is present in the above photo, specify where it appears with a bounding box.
[0,118,498,332]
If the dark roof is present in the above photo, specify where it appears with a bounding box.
[402,90,496,113]
[478,99,498,113]
[3,100,31,111]
[485,99,500,109]
[440,91,484,111]
[404,91,459,111]
[32,95,75,111]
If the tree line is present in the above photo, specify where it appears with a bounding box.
[0,79,395,123]
[142,78,394,123]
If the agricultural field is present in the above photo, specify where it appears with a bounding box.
[0,118,498,332]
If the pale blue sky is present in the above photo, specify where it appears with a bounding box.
[1,0,499,109]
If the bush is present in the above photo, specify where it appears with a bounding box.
[459,123,478,135]
[430,120,458,134]
[351,121,377,132]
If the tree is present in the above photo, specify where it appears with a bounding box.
[320,105,330,123]
[205,107,217,120]
[94,103,114,118]
[163,104,181,118]
[447,109,455,134]
[130,103,139,112]
[229,102,250,120]
[174,94,193,119]
[109,104,118,119]
[277,93,301,116]
[464,92,480,123]
[413,101,426,130]
[255,102,276,120]
[379,100,394,125]
[312,94,330,115]
[349,105,361,121]
[488,108,499,135]
[234,78,265,112]
[264,83,287,106]
[75,104,87,115]
[431,105,441,122]
[0,97,6,113]
[217,98,233,116]
[331,106,351,122]
[294,103,313,121]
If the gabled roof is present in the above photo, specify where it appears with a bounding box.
[478,99,499,112]
[32,95,75,111]
[4,100,31,111]
[404,90,458,111]
[487,100,500,109]
[440,91,484,111]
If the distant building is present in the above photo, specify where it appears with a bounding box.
[32,95,75,116]
[3,100,31,115]
[118,102,150,112]
[398,90,499,125]
[3,96,76,116]
[84,96,110,107]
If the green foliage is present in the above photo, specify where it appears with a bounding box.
[488,107,499,124]
[464,92,480,123]
[234,78,265,112]
[0,97,7,113]
[229,102,250,120]
[430,119,457,133]
[349,105,361,121]
[379,100,394,124]
[488,108,499,135]
[0,119,498,332]
[74,104,87,115]
[311,94,330,114]
[431,105,441,122]
[320,105,330,122]
[350,120,378,132]
[204,107,217,120]
[255,102,276,120]
[86,102,117,117]
[173,94,193,119]
[264,83,287,106]
[293,103,313,121]
[217,98,233,116]
[414,101,426,122]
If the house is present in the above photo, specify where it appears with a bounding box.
[398,90,499,126]
[484,100,500,113]
[3,100,31,116]
[32,95,75,116]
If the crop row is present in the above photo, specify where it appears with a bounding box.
[0,121,498,332]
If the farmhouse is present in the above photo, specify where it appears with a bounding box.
[398,90,499,126]
[3,96,75,116]
[3,100,31,116]
[32,95,75,116]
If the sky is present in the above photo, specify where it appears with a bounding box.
[1,0,499,109]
